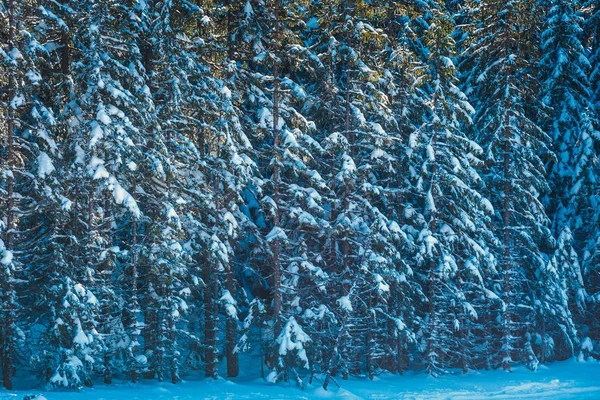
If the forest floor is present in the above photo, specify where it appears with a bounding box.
[2,359,599,399]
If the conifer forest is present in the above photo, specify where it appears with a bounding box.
[1,0,600,393]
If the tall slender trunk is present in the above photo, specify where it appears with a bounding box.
[271,0,283,340]
[199,135,216,379]
[540,320,546,365]
[139,13,158,379]
[342,0,352,274]
[156,283,165,383]
[130,189,140,382]
[203,258,218,378]
[103,177,113,384]
[2,0,16,389]
[143,307,157,379]
[426,124,439,375]
[219,2,240,377]
[426,264,437,374]
[337,4,354,380]
[225,0,234,61]
[366,295,373,379]
[457,271,468,374]
[225,269,239,377]
[143,212,158,380]
[169,286,178,383]
[81,185,96,388]
[502,107,513,371]
[1,101,15,386]
[386,318,396,373]
[397,334,404,374]
[483,300,491,370]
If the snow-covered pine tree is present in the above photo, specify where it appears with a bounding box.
[547,227,587,359]
[538,0,598,361]
[462,0,566,370]
[197,7,258,380]
[580,0,600,355]
[0,0,22,387]
[132,0,210,382]
[201,0,273,381]
[302,0,422,381]
[14,0,82,389]
[18,0,134,387]
[64,0,148,384]
[0,0,63,388]
[229,0,334,386]
[133,0,254,382]
[415,7,497,376]
[540,0,598,262]
[196,8,259,378]
[377,2,436,375]
[305,0,374,380]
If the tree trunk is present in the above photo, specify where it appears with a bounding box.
[456,271,468,374]
[366,295,373,379]
[483,303,491,371]
[271,0,283,340]
[397,335,404,375]
[540,320,546,365]
[225,0,235,60]
[2,0,16,389]
[169,291,178,383]
[103,169,113,384]
[426,124,439,375]
[61,32,70,75]
[386,318,396,373]
[130,203,140,383]
[204,259,218,379]
[502,110,513,371]
[225,269,239,377]
[143,224,158,380]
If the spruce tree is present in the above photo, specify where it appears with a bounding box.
[418,7,496,375]
[539,0,597,361]
[0,0,62,388]
[462,0,563,370]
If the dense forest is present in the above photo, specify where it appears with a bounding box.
[1,0,599,391]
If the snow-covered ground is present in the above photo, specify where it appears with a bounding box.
[3,359,599,400]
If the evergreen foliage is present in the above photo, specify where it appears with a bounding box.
[0,0,599,390]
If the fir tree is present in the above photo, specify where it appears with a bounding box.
[462,0,561,370]
[418,7,496,375]
[539,0,597,361]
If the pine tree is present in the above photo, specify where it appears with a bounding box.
[0,0,22,388]
[378,2,434,375]
[462,0,568,370]
[0,0,62,388]
[135,0,203,381]
[538,0,598,361]
[225,0,332,386]
[540,0,598,255]
[580,0,600,358]
[417,7,496,375]
[301,0,424,381]
[68,0,146,384]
